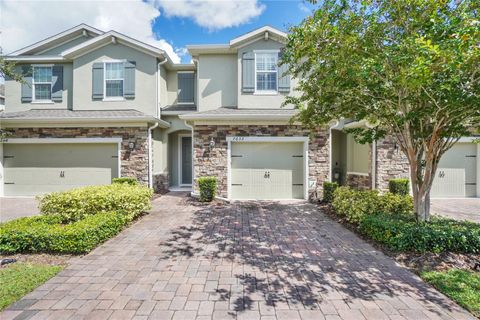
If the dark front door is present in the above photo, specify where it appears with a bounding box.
[180,136,192,185]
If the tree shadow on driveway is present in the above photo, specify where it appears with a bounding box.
[158,200,471,318]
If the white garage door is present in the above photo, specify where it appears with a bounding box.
[431,143,477,198]
[230,142,305,200]
[3,143,119,196]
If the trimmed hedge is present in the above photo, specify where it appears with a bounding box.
[0,213,128,254]
[38,184,153,223]
[323,181,339,203]
[332,186,413,223]
[358,213,480,254]
[389,178,410,196]
[198,176,217,202]
[112,177,138,185]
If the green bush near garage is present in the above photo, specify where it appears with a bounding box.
[0,212,128,254]
[198,176,217,202]
[332,186,413,223]
[38,184,153,223]
[388,178,410,196]
[358,213,480,253]
[112,177,139,185]
[323,181,339,203]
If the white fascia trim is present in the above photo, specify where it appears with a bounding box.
[229,26,287,47]
[4,56,67,62]
[347,171,370,177]
[62,31,166,59]
[9,24,104,56]
[226,136,308,143]
[186,44,234,55]
[343,119,376,129]
[3,137,122,144]
[180,113,296,121]
[1,117,170,126]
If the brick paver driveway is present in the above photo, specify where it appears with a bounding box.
[431,198,480,223]
[2,193,474,320]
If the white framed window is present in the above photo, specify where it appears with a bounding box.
[255,51,278,94]
[32,65,53,102]
[104,61,124,99]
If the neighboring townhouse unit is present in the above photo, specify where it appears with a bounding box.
[1,24,478,199]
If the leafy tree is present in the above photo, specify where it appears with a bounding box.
[282,0,480,222]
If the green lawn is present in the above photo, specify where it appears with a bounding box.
[0,263,63,311]
[421,269,480,317]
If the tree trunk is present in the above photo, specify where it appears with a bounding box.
[408,152,434,222]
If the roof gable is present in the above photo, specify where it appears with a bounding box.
[9,24,103,56]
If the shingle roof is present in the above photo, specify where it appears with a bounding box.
[0,109,148,119]
[0,109,170,127]
[179,107,297,120]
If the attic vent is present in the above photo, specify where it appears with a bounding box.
[264,31,269,41]
[82,30,88,37]
[111,36,117,44]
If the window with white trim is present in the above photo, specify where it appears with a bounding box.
[33,66,52,101]
[105,62,124,98]
[255,52,278,93]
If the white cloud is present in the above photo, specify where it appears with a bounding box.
[0,0,181,63]
[153,0,265,30]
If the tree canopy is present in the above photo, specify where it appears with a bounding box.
[282,0,480,221]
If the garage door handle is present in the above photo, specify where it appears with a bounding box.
[60,171,65,178]
[264,171,270,178]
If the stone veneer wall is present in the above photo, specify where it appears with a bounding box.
[193,124,329,200]
[7,127,149,184]
[153,173,169,193]
[375,135,410,192]
[346,173,371,190]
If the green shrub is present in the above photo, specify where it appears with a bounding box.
[198,176,217,202]
[332,187,380,223]
[0,213,128,254]
[332,186,413,223]
[323,181,339,203]
[388,178,410,196]
[38,184,153,223]
[112,177,138,185]
[358,213,480,253]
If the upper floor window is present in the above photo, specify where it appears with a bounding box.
[33,66,52,101]
[178,72,195,104]
[255,52,278,93]
[105,62,124,99]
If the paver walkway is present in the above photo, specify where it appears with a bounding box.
[2,193,475,320]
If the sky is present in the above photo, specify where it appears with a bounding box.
[0,0,316,64]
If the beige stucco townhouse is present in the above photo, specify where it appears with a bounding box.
[1,25,478,199]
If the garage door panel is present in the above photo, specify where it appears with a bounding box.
[231,141,304,200]
[3,143,118,196]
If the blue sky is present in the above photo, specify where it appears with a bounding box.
[153,0,315,62]
[2,0,316,64]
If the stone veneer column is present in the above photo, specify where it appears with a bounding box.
[375,135,410,191]
[7,127,149,184]
[192,124,329,200]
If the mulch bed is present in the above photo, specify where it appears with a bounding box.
[0,253,72,269]
[318,202,480,274]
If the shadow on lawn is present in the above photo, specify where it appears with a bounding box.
[158,200,456,315]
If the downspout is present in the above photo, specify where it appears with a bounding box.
[148,122,159,189]
[156,58,168,118]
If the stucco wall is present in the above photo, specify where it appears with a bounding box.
[72,43,158,116]
[236,38,299,109]
[197,54,237,111]
[5,63,74,112]
[192,124,329,200]
[5,126,149,183]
